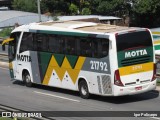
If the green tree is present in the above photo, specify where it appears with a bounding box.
[69,3,79,15]
[81,8,91,15]
[133,0,160,14]
[0,28,12,37]
[80,1,91,15]
[40,0,70,15]
[12,0,37,13]
[131,0,160,27]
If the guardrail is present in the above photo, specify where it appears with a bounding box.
[0,53,8,62]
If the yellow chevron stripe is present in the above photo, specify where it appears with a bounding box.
[61,57,72,69]
[43,56,86,85]
[67,57,86,84]
[42,56,55,85]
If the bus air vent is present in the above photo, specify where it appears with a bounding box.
[121,55,150,66]
[101,75,112,94]
[97,76,102,94]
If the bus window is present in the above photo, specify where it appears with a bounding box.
[58,37,65,54]
[100,39,109,57]
[65,37,77,55]
[9,32,20,61]
[34,34,48,52]
[93,39,109,58]
[80,38,92,57]
[20,33,33,53]
[92,39,98,57]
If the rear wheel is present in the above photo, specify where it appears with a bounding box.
[23,71,32,87]
[79,80,90,99]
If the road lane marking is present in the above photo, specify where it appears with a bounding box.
[0,67,8,70]
[150,117,160,120]
[34,91,80,103]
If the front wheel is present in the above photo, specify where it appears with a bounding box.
[23,72,32,87]
[79,80,90,99]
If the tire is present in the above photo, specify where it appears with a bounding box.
[23,71,32,87]
[79,80,90,99]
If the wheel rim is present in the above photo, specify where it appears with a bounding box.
[25,75,31,83]
[81,85,87,95]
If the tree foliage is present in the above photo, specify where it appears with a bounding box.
[12,0,37,13]
[131,0,160,27]
[69,3,79,15]
[12,0,160,27]
[0,28,13,37]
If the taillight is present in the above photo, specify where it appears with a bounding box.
[114,69,124,86]
[151,64,157,81]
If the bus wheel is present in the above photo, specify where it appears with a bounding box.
[23,72,32,87]
[79,80,90,99]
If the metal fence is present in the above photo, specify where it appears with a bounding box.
[0,53,8,62]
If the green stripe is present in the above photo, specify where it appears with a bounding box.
[66,55,78,69]
[38,52,52,80]
[117,47,153,67]
[153,35,160,39]
[54,54,65,67]
[154,45,160,50]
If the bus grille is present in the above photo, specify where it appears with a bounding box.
[97,75,112,94]
[101,75,112,94]
[121,55,151,66]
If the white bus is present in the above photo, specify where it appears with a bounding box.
[1,21,156,98]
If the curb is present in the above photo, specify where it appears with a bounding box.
[0,61,9,68]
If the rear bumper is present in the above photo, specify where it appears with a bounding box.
[113,80,157,96]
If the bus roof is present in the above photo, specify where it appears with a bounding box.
[12,20,142,35]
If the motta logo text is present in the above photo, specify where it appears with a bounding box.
[125,49,147,58]
[17,54,32,62]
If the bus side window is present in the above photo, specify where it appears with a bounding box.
[80,38,92,57]
[20,33,33,53]
[48,35,60,53]
[99,39,109,57]
[58,36,65,54]
[34,33,48,52]
[92,39,98,58]
[65,36,76,55]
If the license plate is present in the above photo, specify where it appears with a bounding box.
[135,86,142,91]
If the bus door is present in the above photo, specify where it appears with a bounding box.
[15,32,33,80]
[8,32,21,79]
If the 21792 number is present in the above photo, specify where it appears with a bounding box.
[90,61,108,71]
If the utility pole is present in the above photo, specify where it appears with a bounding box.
[37,0,41,22]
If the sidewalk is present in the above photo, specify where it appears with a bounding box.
[0,61,8,68]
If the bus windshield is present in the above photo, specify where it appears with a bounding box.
[116,31,153,52]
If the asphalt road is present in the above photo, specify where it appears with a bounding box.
[0,67,160,120]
